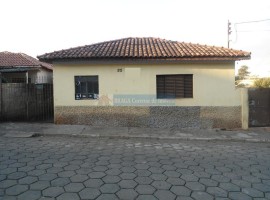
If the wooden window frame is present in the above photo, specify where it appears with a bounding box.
[74,75,99,100]
[156,74,193,99]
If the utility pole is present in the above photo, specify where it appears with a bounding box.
[228,20,232,48]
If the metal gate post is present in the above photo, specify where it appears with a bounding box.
[241,88,249,130]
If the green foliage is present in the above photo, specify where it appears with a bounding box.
[238,65,250,80]
[253,78,270,88]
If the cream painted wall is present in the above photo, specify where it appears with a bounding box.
[53,62,241,107]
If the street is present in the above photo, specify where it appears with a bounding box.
[0,136,270,200]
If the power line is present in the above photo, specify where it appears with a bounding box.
[230,19,270,44]
[238,29,270,32]
[235,18,270,24]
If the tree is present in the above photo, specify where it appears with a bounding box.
[253,78,270,88]
[238,65,250,80]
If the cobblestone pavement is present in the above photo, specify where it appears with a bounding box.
[1,136,270,200]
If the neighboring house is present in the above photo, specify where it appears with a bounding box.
[38,37,250,129]
[236,77,258,88]
[0,51,53,83]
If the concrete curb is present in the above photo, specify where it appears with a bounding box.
[34,133,270,143]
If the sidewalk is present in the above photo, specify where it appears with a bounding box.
[0,122,269,142]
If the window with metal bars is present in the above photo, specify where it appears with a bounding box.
[156,74,193,99]
[75,76,99,100]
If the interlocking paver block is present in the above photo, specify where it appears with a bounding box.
[47,167,63,174]
[17,190,41,200]
[79,188,101,199]
[100,183,120,193]
[253,183,270,192]
[96,194,118,200]
[8,172,26,180]
[211,175,230,182]
[76,168,92,175]
[1,167,17,175]
[135,164,150,170]
[42,186,64,197]
[152,180,171,190]
[30,180,50,190]
[185,182,205,191]
[120,173,137,180]
[117,189,138,199]
[135,170,151,177]
[58,170,75,178]
[105,168,121,175]
[64,183,84,192]
[170,186,191,196]
[229,192,252,200]
[119,180,137,188]
[242,175,261,183]
[150,174,167,181]
[191,191,214,200]
[181,174,199,182]
[175,197,193,200]
[89,172,106,178]
[162,165,176,171]
[36,164,52,170]
[242,187,264,197]
[135,177,153,184]
[206,187,227,197]
[19,176,38,184]
[231,179,251,188]
[64,165,80,171]
[56,193,80,200]
[120,166,136,173]
[148,167,165,174]
[164,171,180,178]
[199,178,218,187]
[28,169,46,176]
[6,185,28,196]
[102,175,121,183]
[51,178,70,187]
[0,180,17,189]
[219,182,240,192]
[167,177,185,185]
[0,175,6,182]
[154,190,176,200]
[84,178,104,188]
[38,173,57,181]
[136,185,156,194]
[70,174,88,182]
[18,166,35,172]
[93,166,108,172]
[137,194,158,200]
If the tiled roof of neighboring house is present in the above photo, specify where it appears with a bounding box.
[38,37,251,62]
[0,51,53,70]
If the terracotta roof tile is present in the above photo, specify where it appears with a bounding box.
[38,37,251,62]
[0,51,53,70]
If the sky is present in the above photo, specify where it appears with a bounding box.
[0,0,270,76]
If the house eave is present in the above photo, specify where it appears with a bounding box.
[41,56,250,65]
[0,66,40,73]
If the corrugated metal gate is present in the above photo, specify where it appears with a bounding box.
[249,88,270,127]
[0,83,53,121]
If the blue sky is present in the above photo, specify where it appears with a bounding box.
[0,0,269,76]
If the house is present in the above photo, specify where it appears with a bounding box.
[236,77,258,88]
[0,51,53,83]
[38,37,251,129]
